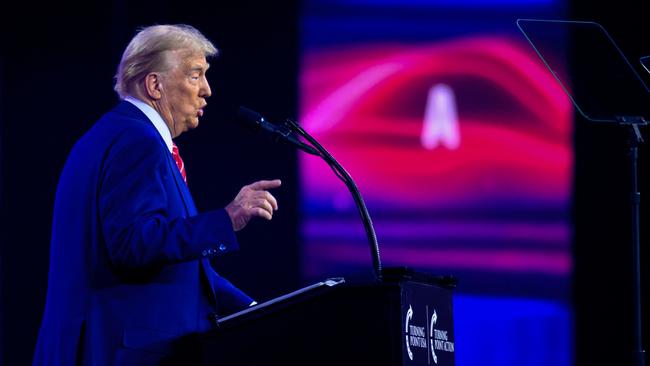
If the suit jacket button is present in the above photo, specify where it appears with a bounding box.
[207,312,219,323]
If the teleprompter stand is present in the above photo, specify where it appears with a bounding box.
[518,19,650,366]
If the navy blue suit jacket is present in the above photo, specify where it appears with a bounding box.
[33,101,253,365]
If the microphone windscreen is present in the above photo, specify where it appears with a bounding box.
[237,106,264,127]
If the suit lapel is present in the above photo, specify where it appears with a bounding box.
[165,154,197,216]
[163,146,219,306]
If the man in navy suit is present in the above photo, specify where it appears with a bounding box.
[32,24,281,365]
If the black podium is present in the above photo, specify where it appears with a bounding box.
[198,273,455,365]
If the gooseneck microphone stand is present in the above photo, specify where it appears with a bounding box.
[283,118,383,282]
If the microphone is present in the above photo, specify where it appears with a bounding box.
[236,106,320,156]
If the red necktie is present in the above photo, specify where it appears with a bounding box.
[171,142,187,184]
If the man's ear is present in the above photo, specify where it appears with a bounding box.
[144,73,163,100]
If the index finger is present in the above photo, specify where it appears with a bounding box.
[248,179,282,191]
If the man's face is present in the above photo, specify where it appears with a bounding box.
[158,51,211,137]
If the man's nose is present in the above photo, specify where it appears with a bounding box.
[201,77,212,98]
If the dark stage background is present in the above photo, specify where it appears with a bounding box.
[0,1,648,365]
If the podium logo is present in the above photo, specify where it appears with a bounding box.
[405,304,428,361]
[429,308,455,364]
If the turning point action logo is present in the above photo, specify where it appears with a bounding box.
[405,304,455,364]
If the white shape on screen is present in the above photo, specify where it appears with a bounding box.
[421,84,460,150]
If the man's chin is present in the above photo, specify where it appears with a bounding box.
[186,119,200,131]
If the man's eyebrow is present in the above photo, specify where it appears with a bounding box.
[190,63,210,72]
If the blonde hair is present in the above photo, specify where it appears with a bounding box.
[114,24,218,99]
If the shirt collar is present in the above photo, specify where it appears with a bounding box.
[124,96,173,153]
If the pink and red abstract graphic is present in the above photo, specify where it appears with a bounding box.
[300,36,573,282]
